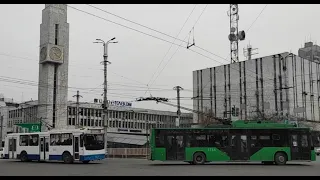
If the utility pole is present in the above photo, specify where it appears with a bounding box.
[94,37,118,156]
[173,86,183,127]
[0,114,3,148]
[73,90,82,128]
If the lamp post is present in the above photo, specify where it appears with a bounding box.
[94,37,118,156]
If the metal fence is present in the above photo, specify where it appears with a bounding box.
[107,148,150,159]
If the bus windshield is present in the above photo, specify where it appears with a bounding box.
[84,134,104,150]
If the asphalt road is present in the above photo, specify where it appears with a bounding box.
[1,158,320,176]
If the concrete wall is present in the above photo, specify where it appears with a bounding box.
[38,4,69,130]
[193,52,320,127]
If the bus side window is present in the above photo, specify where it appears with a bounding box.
[29,135,39,146]
[301,135,308,147]
[272,134,280,141]
[20,135,29,146]
[155,130,164,147]
[80,135,84,147]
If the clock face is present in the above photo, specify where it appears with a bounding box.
[49,47,62,60]
[40,47,47,61]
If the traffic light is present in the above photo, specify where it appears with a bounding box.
[235,108,239,116]
[231,107,235,116]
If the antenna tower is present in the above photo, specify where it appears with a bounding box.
[243,44,258,60]
[228,4,246,64]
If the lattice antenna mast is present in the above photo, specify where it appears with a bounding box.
[243,43,259,60]
[228,4,246,63]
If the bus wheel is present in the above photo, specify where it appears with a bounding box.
[20,151,28,162]
[193,152,206,165]
[82,161,90,164]
[274,152,287,165]
[62,152,74,164]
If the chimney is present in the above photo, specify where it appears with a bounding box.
[305,42,313,48]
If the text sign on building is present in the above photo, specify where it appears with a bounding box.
[15,123,42,133]
[94,99,132,107]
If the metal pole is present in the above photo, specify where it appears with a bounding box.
[73,90,82,128]
[146,114,149,159]
[103,42,109,156]
[0,114,3,148]
[173,86,183,127]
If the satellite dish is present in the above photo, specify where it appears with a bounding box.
[228,34,237,42]
[231,5,238,14]
[238,30,245,41]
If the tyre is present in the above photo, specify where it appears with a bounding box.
[20,151,28,162]
[82,160,90,164]
[62,152,74,164]
[274,152,287,165]
[193,152,206,165]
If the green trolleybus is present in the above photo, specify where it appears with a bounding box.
[149,120,316,165]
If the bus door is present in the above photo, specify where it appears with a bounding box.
[39,136,49,160]
[290,131,311,160]
[229,134,249,160]
[8,137,17,159]
[165,134,185,161]
[73,135,80,160]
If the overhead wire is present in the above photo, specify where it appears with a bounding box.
[147,4,209,92]
[144,4,198,96]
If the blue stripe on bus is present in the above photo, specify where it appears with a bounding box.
[27,154,40,160]
[4,153,105,161]
[49,155,62,161]
[80,154,105,161]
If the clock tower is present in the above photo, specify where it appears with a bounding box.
[38,4,69,130]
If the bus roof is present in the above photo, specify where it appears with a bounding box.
[6,127,104,137]
[154,120,310,130]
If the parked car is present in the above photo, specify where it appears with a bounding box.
[0,148,3,159]
[315,147,320,156]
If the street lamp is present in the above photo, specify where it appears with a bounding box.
[93,37,118,156]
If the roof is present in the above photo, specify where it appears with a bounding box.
[153,120,309,130]
[107,133,147,146]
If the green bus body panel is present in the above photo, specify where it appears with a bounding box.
[185,147,230,161]
[311,150,316,161]
[152,148,166,161]
[249,147,291,161]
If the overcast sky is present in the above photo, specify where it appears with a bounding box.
[0,4,319,112]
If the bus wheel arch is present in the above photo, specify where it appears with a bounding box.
[274,151,287,165]
[20,151,28,162]
[62,151,74,164]
[192,151,206,165]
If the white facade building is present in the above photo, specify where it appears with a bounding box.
[7,100,193,147]
[193,52,320,129]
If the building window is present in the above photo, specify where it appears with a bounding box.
[68,118,71,125]
[55,24,59,45]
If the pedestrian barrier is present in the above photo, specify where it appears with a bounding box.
[107,148,150,159]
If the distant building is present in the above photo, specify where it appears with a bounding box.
[298,42,320,63]
[0,95,19,146]
[193,52,320,130]
[7,100,193,148]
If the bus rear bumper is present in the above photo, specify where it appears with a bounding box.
[80,154,105,161]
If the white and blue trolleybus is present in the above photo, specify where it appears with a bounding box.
[3,127,105,164]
